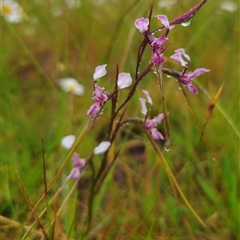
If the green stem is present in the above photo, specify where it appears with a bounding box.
[144,129,206,227]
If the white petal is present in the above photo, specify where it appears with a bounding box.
[93,64,107,80]
[142,90,153,105]
[61,135,76,149]
[59,77,85,95]
[220,1,238,12]
[117,73,132,89]
[139,98,147,115]
[94,141,111,155]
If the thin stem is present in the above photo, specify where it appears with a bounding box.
[144,129,206,227]
[41,135,48,199]
[154,64,171,149]
[31,118,94,215]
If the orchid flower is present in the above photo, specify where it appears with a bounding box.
[87,84,108,116]
[135,15,170,66]
[170,49,210,94]
[178,68,210,94]
[66,152,85,180]
[139,90,164,140]
[144,114,164,140]
[87,64,109,116]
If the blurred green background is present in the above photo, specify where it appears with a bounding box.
[1,0,239,239]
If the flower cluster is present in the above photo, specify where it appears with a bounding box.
[135,14,210,94]
[87,65,108,116]
[87,65,132,117]
[135,15,170,66]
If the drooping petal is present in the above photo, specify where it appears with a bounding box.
[94,141,111,155]
[156,15,170,33]
[139,98,147,115]
[142,90,153,105]
[150,128,164,140]
[117,73,132,89]
[93,64,107,80]
[187,83,198,94]
[135,17,149,34]
[144,113,164,129]
[61,135,76,149]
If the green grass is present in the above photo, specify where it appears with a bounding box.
[1,0,239,239]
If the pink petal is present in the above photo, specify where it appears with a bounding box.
[87,103,101,116]
[189,68,210,78]
[67,168,80,180]
[151,128,164,140]
[139,98,147,115]
[72,152,85,169]
[154,113,164,123]
[93,84,108,103]
[144,113,164,129]
[151,35,168,51]
[152,52,165,65]
[187,83,198,94]
[156,15,170,32]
